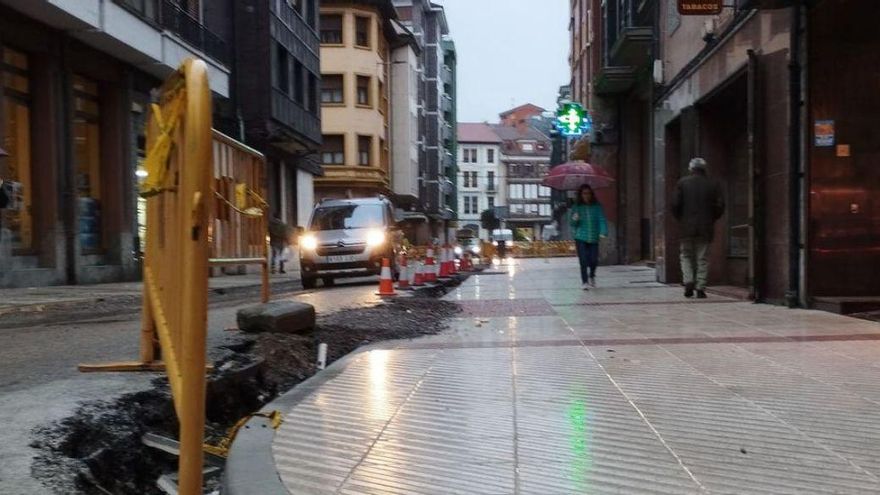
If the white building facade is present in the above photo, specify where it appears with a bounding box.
[456,123,504,240]
[492,124,554,240]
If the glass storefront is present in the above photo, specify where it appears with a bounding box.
[1,47,33,251]
[72,75,102,252]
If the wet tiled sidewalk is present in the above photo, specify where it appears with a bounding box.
[265,258,880,494]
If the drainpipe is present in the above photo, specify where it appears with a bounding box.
[787,0,803,308]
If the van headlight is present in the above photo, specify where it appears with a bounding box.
[366,229,386,247]
[301,234,318,251]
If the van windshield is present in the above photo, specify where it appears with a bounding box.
[310,204,384,231]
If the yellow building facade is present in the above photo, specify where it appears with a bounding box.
[316,2,394,199]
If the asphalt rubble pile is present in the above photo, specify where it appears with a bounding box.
[30,283,462,495]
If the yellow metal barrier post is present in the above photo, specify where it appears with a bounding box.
[173,58,211,495]
[79,59,213,494]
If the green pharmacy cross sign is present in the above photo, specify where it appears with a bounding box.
[556,103,592,137]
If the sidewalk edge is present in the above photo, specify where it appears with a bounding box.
[222,343,378,494]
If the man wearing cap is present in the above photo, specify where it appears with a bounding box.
[672,157,725,299]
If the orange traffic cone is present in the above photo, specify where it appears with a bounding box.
[439,245,451,278]
[398,255,411,290]
[450,246,458,274]
[425,248,437,283]
[376,258,397,296]
[413,260,425,286]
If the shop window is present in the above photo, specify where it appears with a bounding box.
[358,135,372,166]
[1,47,33,251]
[355,16,371,48]
[321,134,345,165]
[321,74,343,104]
[356,75,371,106]
[320,14,343,44]
[72,75,103,252]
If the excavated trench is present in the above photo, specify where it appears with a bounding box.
[31,288,462,494]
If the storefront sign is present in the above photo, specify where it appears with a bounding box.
[836,144,851,157]
[677,1,723,15]
[814,120,835,147]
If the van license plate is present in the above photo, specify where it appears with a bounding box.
[326,255,357,263]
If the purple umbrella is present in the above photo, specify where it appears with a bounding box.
[542,161,615,191]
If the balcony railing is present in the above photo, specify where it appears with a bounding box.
[603,0,652,68]
[272,89,322,146]
[115,1,229,65]
[160,0,229,64]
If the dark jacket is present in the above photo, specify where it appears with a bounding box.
[268,218,289,248]
[672,172,725,242]
[0,183,8,210]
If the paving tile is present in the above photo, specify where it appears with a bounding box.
[270,258,880,494]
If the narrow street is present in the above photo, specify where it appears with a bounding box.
[227,258,880,494]
[0,278,384,495]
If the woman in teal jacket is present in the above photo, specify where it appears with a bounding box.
[569,184,608,289]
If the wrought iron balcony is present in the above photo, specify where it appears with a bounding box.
[160,0,229,64]
[115,0,229,65]
[595,0,653,95]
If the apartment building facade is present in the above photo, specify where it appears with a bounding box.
[232,0,323,229]
[571,0,879,306]
[393,0,456,238]
[0,0,230,288]
[492,123,553,240]
[316,0,400,200]
[456,123,503,240]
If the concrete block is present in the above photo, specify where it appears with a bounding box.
[237,301,315,334]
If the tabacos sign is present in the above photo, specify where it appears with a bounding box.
[678,0,723,15]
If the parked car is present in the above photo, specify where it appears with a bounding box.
[299,197,401,289]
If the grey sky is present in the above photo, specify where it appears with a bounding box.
[436,0,570,123]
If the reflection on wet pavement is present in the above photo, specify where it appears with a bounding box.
[271,258,880,494]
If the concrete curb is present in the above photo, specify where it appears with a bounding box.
[222,341,380,495]
[0,279,303,319]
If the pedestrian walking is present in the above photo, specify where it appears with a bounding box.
[268,215,290,274]
[569,184,608,290]
[672,157,725,299]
